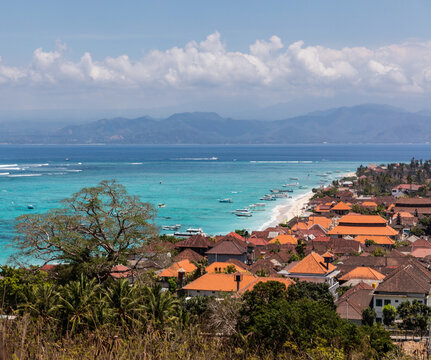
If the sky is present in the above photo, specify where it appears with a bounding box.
[1,0,431,121]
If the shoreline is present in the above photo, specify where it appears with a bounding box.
[258,171,356,230]
[258,191,314,230]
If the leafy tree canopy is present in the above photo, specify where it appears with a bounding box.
[12,180,157,281]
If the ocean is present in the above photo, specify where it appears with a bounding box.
[1,143,431,264]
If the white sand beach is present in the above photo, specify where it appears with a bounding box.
[259,191,314,230]
[258,170,357,230]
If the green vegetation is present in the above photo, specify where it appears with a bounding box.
[12,180,157,281]
[397,300,431,337]
[382,304,396,327]
[362,307,377,326]
[410,215,431,236]
[0,182,402,359]
[355,158,431,196]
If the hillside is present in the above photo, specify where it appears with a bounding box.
[1,104,431,144]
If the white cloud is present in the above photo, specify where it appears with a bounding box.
[2,33,431,101]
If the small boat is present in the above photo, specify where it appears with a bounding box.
[260,195,276,201]
[158,203,166,208]
[27,205,34,210]
[282,183,299,187]
[290,177,299,180]
[234,211,252,217]
[299,185,308,189]
[162,224,181,230]
[219,198,233,203]
[174,228,206,237]
[232,208,250,213]
[254,203,266,207]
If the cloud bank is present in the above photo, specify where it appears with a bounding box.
[1,32,431,111]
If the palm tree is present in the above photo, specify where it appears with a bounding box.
[19,283,60,321]
[57,274,101,335]
[103,279,145,330]
[143,283,179,329]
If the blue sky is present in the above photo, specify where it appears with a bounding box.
[1,1,431,120]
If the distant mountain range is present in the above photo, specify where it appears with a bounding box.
[1,104,431,144]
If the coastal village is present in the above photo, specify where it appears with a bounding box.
[7,159,431,358]
[56,159,431,350]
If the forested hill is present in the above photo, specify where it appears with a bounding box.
[2,104,431,144]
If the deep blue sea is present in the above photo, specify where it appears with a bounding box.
[1,144,431,264]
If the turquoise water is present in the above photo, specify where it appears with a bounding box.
[1,144,431,264]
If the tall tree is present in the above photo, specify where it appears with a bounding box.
[13,180,157,280]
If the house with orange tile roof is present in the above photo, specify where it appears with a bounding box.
[110,264,133,281]
[279,251,340,296]
[361,201,378,210]
[327,214,398,239]
[206,262,249,274]
[389,211,417,228]
[339,266,385,287]
[314,203,332,214]
[353,235,395,248]
[307,216,332,230]
[225,232,246,242]
[291,222,308,231]
[182,273,257,297]
[331,201,351,215]
[269,234,298,245]
[158,259,197,279]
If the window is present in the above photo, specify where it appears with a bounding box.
[376,299,382,307]
[384,299,391,306]
[395,300,399,303]
[197,290,200,293]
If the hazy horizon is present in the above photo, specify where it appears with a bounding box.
[1,1,431,123]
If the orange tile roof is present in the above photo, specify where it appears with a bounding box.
[327,225,398,236]
[339,214,387,224]
[339,267,385,281]
[226,232,246,241]
[237,277,295,295]
[387,204,395,211]
[288,252,336,275]
[332,201,352,211]
[307,216,332,229]
[291,222,308,231]
[206,262,248,274]
[392,211,415,219]
[110,264,132,279]
[361,201,378,207]
[183,273,256,292]
[158,259,197,278]
[269,234,298,245]
[354,235,395,245]
[322,251,334,258]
